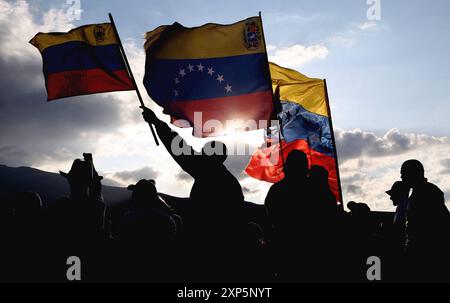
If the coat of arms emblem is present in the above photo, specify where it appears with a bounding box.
[94,25,106,42]
[244,19,261,50]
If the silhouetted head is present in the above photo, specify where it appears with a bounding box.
[13,191,42,214]
[309,165,329,185]
[127,179,158,205]
[284,150,308,179]
[347,201,371,218]
[386,181,409,206]
[347,201,373,232]
[400,159,425,188]
[201,140,227,164]
[60,159,92,199]
[127,179,172,211]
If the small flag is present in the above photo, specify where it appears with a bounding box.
[30,23,134,100]
[245,62,341,203]
[143,17,273,137]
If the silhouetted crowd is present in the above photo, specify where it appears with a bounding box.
[0,109,449,283]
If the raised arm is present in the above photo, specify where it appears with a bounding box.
[141,106,200,177]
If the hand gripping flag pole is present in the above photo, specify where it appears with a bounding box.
[108,13,159,146]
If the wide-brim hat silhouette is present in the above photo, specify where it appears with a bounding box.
[59,159,102,183]
[59,159,91,182]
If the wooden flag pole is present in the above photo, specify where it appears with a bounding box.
[259,11,285,169]
[108,13,159,146]
[323,79,344,208]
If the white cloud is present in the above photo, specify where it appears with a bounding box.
[327,30,357,48]
[336,128,448,162]
[440,158,450,174]
[266,44,277,52]
[337,128,450,211]
[327,20,382,48]
[267,44,329,69]
[0,0,74,61]
[359,20,378,31]
[107,166,159,186]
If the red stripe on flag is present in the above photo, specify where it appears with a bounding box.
[166,90,273,137]
[46,69,134,100]
[245,139,340,202]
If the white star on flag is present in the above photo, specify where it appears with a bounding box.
[197,63,204,71]
[216,74,224,83]
[179,69,186,77]
[207,67,215,75]
[187,64,194,72]
[174,77,180,84]
[225,84,232,93]
[174,90,179,96]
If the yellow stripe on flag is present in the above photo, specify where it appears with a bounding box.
[269,62,328,117]
[30,23,118,52]
[144,17,265,59]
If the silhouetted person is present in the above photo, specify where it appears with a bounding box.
[386,181,409,229]
[264,150,311,281]
[384,180,410,281]
[2,191,44,282]
[347,201,373,231]
[345,201,383,281]
[386,181,409,252]
[11,191,43,240]
[142,107,245,282]
[55,156,106,237]
[0,195,13,282]
[307,165,342,281]
[117,179,177,242]
[309,165,338,220]
[113,179,178,282]
[127,180,184,240]
[43,154,107,281]
[400,159,450,282]
[265,150,309,231]
[12,191,42,213]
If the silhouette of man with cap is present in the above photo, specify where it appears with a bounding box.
[386,181,409,228]
[385,181,410,281]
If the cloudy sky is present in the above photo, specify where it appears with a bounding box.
[1,0,449,211]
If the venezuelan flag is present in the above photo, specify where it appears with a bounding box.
[245,62,341,203]
[143,17,273,137]
[30,23,134,101]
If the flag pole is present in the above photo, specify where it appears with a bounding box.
[108,13,159,146]
[323,79,344,209]
[273,86,286,169]
[259,11,285,168]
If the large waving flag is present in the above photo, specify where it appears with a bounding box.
[143,17,273,137]
[245,62,341,203]
[30,23,134,100]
